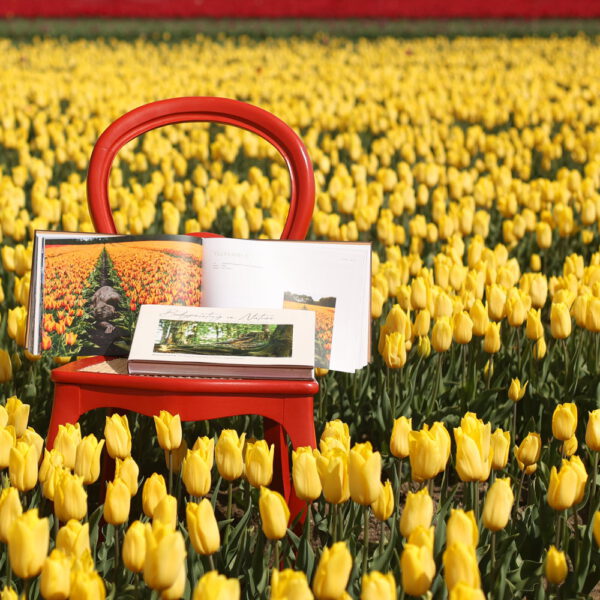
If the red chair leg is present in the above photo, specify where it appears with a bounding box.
[47,383,83,448]
[264,417,289,501]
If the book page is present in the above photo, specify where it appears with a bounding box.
[202,238,371,372]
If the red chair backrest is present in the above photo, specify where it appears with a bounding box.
[86,97,315,240]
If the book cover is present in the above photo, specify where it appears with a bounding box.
[128,305,315,379]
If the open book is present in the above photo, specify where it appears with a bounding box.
[26,232,371,373]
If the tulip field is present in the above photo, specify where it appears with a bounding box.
[3,21,600,599]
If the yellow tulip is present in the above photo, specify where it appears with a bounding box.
[0,350,12,383]
[142,473,168,518]
[525,308,544,340]
[270,569,313,600]
[7,508,49,579]
[593,511,600,548]
[470,300,489,336]
[9,441,38,492]
[70,570,106,600]
[443,543,481,592]
[0,426,16,469]
[312,542,352,600]
[123,521,146,573]
[550,302,571,339]
[259,486,290,540]
[348,442,382,506]
[192,436,215,469]
[413,310,431,338]
[547,462,578,511]
[161,563,186,600]
[431,317,452,352]
[153,494,178,530]
[448,582,486,600]
[408,427,442,482]
[165,439,187,474]
[245,439,274,488]
[486,284,506,321]
[371,480,394,522]
[446,509,478,548]
[292,446,322,502]
[400,543,436,597]
[452,311,473,344]
[56,520,90,559]
[563,435,578,457]
[215,430,245,481]
[319,420,350,454]
[54,470,87,522]
[53,423,81,470]
[508,379,527,403]
[490,428,510,470]
[545,546,567,585]
[144,521,186,591]
[515,433,541,467]
[104,478,131,525]
[552,403,577,441]
[74,435,104,485]
[399,488,433,538]
[381,332,407,368]
[0,487,21,543]
[407,524,434,549]
[40,549,71,600]
[182,448,212,498]
[192,571,240,600]
[5,396,29,438]
[104,414,131,459]
[536,221,552,249]
[390,416,411,459]
[482,478,514,531]
[187,499,220,555]
[586,410,600,451]
[568,455,588,505]
[361,571,395,600]
[153,410,182,451]
[483,322,501,354]
[20,427,43,463]
[316,449,350,504]
[115,456,139,496]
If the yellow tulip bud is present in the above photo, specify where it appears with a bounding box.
[417,335,431,358]
[316,449,350,505]
[292,446,322,502]
[408,428,442,482]
[536,222,552,249]
[545,546,568,585]
[215,430,245,481]
[104,478,131,525]
[192,571,240,600]
[104,414,131,459]
[390,416,411,459]
[491,428,510,470]
[515,433,541,468]
[568,455,588,505]
[9,441,38,492]
[270,569,313,600]
[0,350,12,383]
[259,486,290,540]
[70,569,106,600]
[486,284,506,321]
[446,509,478,548]
[142,473,167,518]
[453,417,492,483]
[56,520,90,559]
[245,439,274,488]
[413,310,431,338]
[7,509,49,579]
[153,494,177,530]
[123,521,146,573]
[182,448,212,498]
[54,470,87,522]
[552,403,577,441]
[348,442,381,506]
[192,436,215,468]
[115,456,139,496]
[371,480,394,522]
[400,488,434,538]
[482,478,514,531]
[525,309,543,340]
[153,410,182,451]
[143,521,186,591]
[410,277,428,310]
[431,317,452,352]
[187,499,220,555]
[452,311,473,345]
[469,299,489,336]
[53,423,81,470]
[0,487,22,543]
[40,549,71,600]
[0,426,16,469]
[407,524,434,549]
[586,409,600,451]
[449,582,486,600]
[400,543,436,597]
[361,571,395,600]
[593,512,600,548]
[20,427,43,464]
[5,396,29,438]
[381,332,407,368]
[562,436,578,457]
[161,562,186,600]
[550,302,571,339]
[443,543,481,592]
[312,542,352,600]
[74,435,104,485]
[320,420,350,454]
[547,462,578,511]
[483,322,501,354]
[508,379,527,402]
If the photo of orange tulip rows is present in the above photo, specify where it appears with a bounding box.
[2,13,600,600]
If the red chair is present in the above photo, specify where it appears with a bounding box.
[48,97,318,518]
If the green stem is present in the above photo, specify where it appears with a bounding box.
[306,502,312,544]
[168,450,173,496]
[331,502,338,543]
[513,470,527,522]
[362,505,369,575]
[5,547,11,588]
[115,525,120,575]
[591,452,599,514]
[224,481,233,545]
[512,401,518,445]
[562,339,569,390]
[555,512,563,548]
[208,554,216,571]
[23,578,31,600]
[274,540,280,569]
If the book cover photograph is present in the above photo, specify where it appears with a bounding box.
[36,234,203,356]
